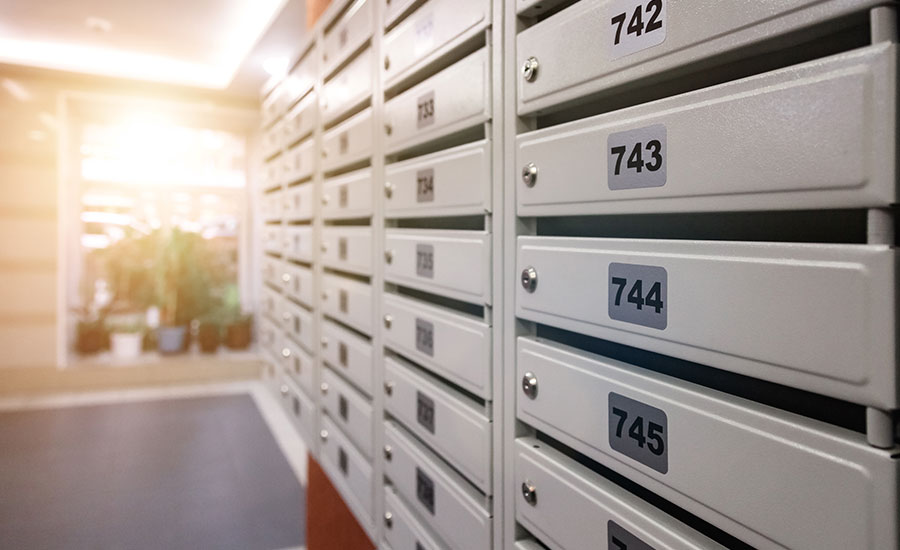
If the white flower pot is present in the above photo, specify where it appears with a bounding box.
[110,332,142,360]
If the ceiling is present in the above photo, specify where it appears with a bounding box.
[0,0,309,96]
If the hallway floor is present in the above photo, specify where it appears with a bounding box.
[0,384,305,550]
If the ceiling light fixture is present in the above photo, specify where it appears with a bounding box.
[0,0,288,89]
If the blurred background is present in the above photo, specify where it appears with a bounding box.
[0,0,327,387]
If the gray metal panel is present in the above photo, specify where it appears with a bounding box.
[383,47,491,154]
[384,486,449,550]
[384,355,492,493]
[516,0,888,114]
[517,43,898,215]
[323,107,374,172]
[321,319,375,396]
[322,367,375,459]
[321,226,373,276]
[383,421,492,550]
[385,139,491,218]
[384,228,492,305]
[382,292,491,398]
[323,167,374,220]
[517,337,900,550]
[320,416,375,527]
[516,236,898,408]
[322,273,374,335]
[382,0,489,89]
[321,273,373,335]
[323,0,375,76]
[515,438,728,550]
[322,47,375,124]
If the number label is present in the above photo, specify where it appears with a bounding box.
[416,168,435,203]
[415,318,435,357]
[338,237,348,260]
[338,131,349,154]
[339,395,349,422]
[415,467,436,514]
[416,244,434,278]
[609,0,666,59]
[339,289,348,314]
[338,341,348,367]
[608,262,667,329]
[417,91,435,129]
[339,27,348,48]
[416,391,436,434]
[414,13,435,56]
[608,521,656,550]
[608,392,668,474]
[608,124,666,190]
[292,396,301,417]
[338,447,349,475]
[339,184,348,208]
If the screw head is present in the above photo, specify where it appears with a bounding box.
[383,314,393,329]
[281,273,291,283]
[522,57,539,82]
[320,382,328,395]
[384,512,393,528]
[521,480,537,505]
[384,181,394,198]
[319,429,329,441]
[280,384,289,396]
[281,347,291,358]
[522,371,539,399]
[384,381,395,396]
[384,250,394,264]
[522,162,538,187]
[521,266,538,293]
[383,444,393,461]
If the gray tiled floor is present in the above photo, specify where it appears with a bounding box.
[0,394,305,550]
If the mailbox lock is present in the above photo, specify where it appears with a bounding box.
[280,384,289,396]
[321,337,328,348]
[383,444,393,461]
[281,273,291,283]
[321,243,328,253]
[281,348,291,358]
[384,181,394,198]
[384,56,390,70]
[322,195,330,206]
[522,162,538,187]
[320,382,329,395]
[384,512,393,529]
[521,480,537,505]
[282,312,291,321]
[522,371,539,399]
[522,57,539,82]
[384,123,393,136]
[521,266,538,293]
[321,291,329,300]
[384,250,394,264]
[383,314,393,329]
[319,429,329,442]
[384,381,395,396]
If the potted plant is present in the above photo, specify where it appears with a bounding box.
[197,317,221,353]
[224,312,253,350]
[153,228,221,354]
[75,316,107,355]
[107,320,144,360]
